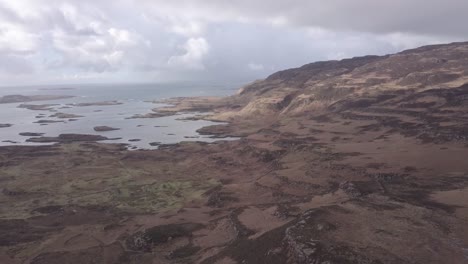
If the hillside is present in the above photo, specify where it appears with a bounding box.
[2,42,468,264]
[212,41,468,119]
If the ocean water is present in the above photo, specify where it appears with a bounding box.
[0,82,242,149]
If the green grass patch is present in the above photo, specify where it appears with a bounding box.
[112,178,219,213]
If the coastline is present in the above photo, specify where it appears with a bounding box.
[3,42,468,263]
[2,91,468,263]
[0,92,237,149]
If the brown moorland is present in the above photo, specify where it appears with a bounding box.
[2,42,468,264]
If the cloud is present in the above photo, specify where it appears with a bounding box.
[140,0,468,37]
[168,37,209,70]
[0,0,465,85]
[50,25,145,72]
[248,63,264,71]
[0,54,35,74]
[0,24,39,54]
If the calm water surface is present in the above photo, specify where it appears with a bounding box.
[0,82,242,149]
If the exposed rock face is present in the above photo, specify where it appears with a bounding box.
[283,209,381,264]
[93,126,120,132]
[339,181,362,197]
[125,223,204,252]
[216,41,468,120]
[284,217,333,263]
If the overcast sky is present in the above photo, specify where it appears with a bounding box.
[0,0,465,86]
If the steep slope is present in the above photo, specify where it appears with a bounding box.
[218,41,468,119]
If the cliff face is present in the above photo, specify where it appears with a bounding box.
[221,42,468,119]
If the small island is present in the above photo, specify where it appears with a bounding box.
[19,132,45,137]
[0,94,74,104]
[18,104,59,111]
[69,101,123,107]
[50,112,84,119]
[94,126,120,132]
[26,134,110,143]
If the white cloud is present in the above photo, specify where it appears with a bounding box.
[0,22,39,53]
[377,32,452,51]
[46,4,148,73]
[248,63,264,71]
[0,0,43,19]
[104,50,124,66]
[168,37,209,70]
[0,54,35,74]
[168,19,205,37]
[268,16,288,27]
[140,0,468,37]
[108,28,134,46]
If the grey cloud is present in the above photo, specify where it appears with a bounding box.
[0,0,465,85]
[142,0,468,37]
[0,53,35,74]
